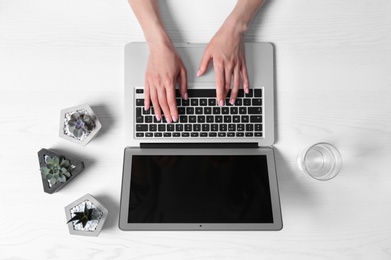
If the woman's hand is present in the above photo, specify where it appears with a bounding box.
[197,21,249,106]
[145,41,188,123]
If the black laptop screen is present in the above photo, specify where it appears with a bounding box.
[128,155,273,223]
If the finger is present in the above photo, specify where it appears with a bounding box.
[224,64,233,94]
[166,79,178,123]
[241,61,250,94]
[230,66,240,105]
[198,48,211,77]
[150,87,162,121]
[214,61,225,106]
[144,79,151,110]
[157,85,172,124]
[178,67,188,100]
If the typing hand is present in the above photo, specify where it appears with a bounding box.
[197,23,249,107]
[145,42,188,123]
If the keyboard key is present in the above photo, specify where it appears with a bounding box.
[254,89,262,97]
[185,124,192,131]
[233,116,240,123]
[173,133,180,137]
[206,116,214,123]
[213,107,220,114]
[236,132,244,137]
[230,107,238,114]
[228,124,236,131]
[158,124,166,131]
[186,89,216,97]
[182,133,190,137]
[202,124,210,131]
[178,107,185,115]
[204,107,212,114]
[250,115,262,122]
[245,133,254,137]
[146,132,153,137]
[208,99,216,106]
[136,133,144,137]
[176,124,183,131]
[179,116,188,123]
[167,124,174,131]
[224,115,231,123]
[228,133,235,137]
[255,132,263,137]
[248,107,262,114]
[222,107,229,114]
[241,115,249,123]
[189,116,197,123]
[237,124,245,131]
[245,89,253,97]
[244,99,251,106]
[215,116,222,123]
[235,99,243,106]
[154,133,162,137]
[149,124,157,131]
[191,99,198,106]
[252,99,262,106]
[211,124,218,131]
[246,124,254,131]
[136,116,143,123]
[182,99,189,106]
[193,124,201,131]
[196,107,203,114]
[136,99,144,106]
[186,107,194,114]
[164,133,172,137]
[237,89,245,97]
[136,89,144,94]
[176,98,181,106]
[219,124,227,131]
[200,132,208,137]
[197,116,205,123]
[209,132,217,137]
[136,124,148,131]
[191,133,199,137]
[218,133,226,137]
[200,99,208,106]
[255,124,262,131]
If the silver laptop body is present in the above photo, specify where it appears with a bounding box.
[120,42,282,231]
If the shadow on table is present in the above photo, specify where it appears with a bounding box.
[94,194,119,231]
[90,104,116,140]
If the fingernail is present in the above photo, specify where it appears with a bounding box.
[219,100,224,107]
[166,117,172,124]
[184,92,188,100]
[156,114,161,121]
[245,88,249,94]
[172,116,177,123]
[230,99,235,105]
[196,70,201,77]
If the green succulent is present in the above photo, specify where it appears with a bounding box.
[67,203,97,228]
[40,156,71,186]
[67,111,96,139]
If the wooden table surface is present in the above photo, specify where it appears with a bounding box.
[1,0,390,259]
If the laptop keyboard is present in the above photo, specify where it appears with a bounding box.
[134,87,263,138]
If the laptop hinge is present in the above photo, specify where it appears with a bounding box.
[140,143,258,149]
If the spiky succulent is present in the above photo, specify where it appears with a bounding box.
[67,203,97,228]
[40,156,71,186]
[66,111,95,139]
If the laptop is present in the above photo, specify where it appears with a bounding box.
[119,42,282,230]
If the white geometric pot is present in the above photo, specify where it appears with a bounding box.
[64,194,108,237]
[59,104,102,146]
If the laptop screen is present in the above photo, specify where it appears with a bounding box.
[127,155,273,224]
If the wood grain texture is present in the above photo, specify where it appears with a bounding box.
[0,0,390,259]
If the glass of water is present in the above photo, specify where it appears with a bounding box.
[297,142,342,181]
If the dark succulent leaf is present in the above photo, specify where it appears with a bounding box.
[58,175,66,183]
[60,159,70,168]
[40,167,50,176]
[83,115,91,123]
[45,156,53,165]
[63,171,71,178]
[71,112,80,120]
[67,204,96,228]
[73,128,83,138]
[49,177,57,186]
[68,119,77,127]
[53,157,60,165]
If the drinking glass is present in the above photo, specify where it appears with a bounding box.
[297,142,342,181]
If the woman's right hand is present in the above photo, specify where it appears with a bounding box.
[145,41,188,123]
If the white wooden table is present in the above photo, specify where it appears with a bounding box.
[1,0,390,259]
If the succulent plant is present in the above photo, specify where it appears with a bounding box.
[66,111,96,139]
[67,203,97,228]
[40,156,71,187]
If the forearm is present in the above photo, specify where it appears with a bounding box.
[224,0,266,35]
[128,0,172,47]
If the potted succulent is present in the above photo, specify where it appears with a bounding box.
[65,194,108,237]
[59,104,102,146]
[38,148,84,194]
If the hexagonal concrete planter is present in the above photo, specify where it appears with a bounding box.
[38,148,84,194]
[65,194,108,237]
[59,104,102,146]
